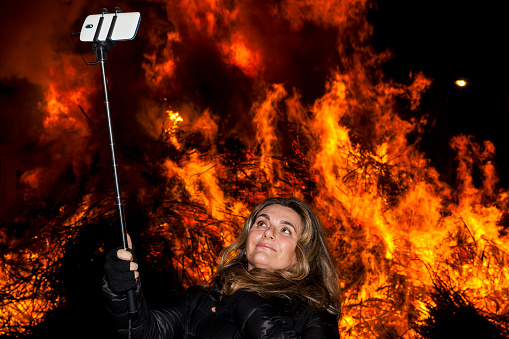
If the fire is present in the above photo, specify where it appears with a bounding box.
[143,32,181,88]
[252,84,287,190]
[0,196,90,335]
[42,82,76,129]
[221,32,263,77]
[40,63,92,138]
[2,0,509,337]
[148,63,509,338]
[164,109,184,149]
[0,37,99,335]
[138,0,509,332]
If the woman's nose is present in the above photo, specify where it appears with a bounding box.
[263,226,275,239]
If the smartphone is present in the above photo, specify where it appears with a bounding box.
[80,12,141,42]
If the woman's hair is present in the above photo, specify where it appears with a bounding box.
[209,197,341,315]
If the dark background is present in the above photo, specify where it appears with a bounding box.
[370,0,509,187]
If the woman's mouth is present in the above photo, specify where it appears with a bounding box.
[257,243,276,251]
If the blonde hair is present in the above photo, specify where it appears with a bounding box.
[210,197,341,315]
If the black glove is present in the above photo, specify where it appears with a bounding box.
[104,247,137,294]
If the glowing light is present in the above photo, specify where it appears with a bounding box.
[220,32,263,77]
[456,79,467,87]
[164,110,184,149]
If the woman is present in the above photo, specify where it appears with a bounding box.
[103,197,341,338]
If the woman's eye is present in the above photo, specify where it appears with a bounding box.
[281,227,291,235]
[256,220,267,227]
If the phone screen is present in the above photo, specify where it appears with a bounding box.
[80,12,141,42]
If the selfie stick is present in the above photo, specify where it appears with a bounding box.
[88,8,138,317]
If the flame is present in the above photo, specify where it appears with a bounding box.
[221,32,263,77]
[15,59,96,203]
[165,110,184,149]
[0,195,92,335]
[252,84,287,190]
[143,32,181,88]
[39,62,92,139]
[1,31,98,335]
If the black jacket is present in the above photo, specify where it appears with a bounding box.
[102,279,340,338]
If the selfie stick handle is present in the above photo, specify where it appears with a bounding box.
[93,12,138,318]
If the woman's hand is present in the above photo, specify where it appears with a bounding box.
[104,234,139,293]
[117,234,139,280]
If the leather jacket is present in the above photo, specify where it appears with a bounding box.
[102,278,340,338]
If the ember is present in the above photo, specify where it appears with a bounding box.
[1,0,508,338]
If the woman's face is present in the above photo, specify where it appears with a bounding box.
[246,204,302,271]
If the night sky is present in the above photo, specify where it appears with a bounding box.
[369,0,509,187]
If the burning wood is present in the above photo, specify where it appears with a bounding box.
[416,277,509,338]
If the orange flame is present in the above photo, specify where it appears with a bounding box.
[221,32,263,77]
[0,195,92,335]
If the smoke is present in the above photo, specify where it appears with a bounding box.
[0,1,87,83]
